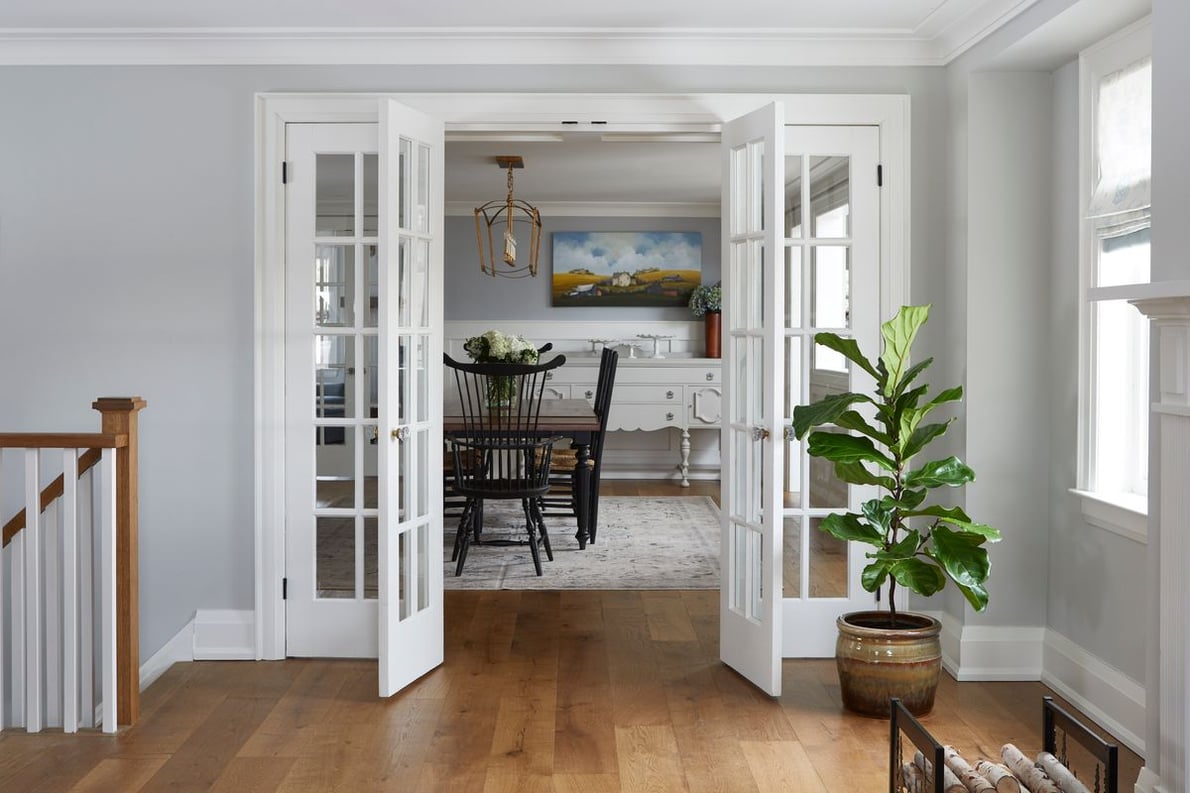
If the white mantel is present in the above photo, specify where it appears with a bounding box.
[1131,283,1190,793]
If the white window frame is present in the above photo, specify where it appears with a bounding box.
[1073,17,1152,543]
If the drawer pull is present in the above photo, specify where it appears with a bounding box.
[585,390,594,399]
[666,412,675,421]
[666,390,675,399]
[706,372,714,381]
[545,372,553,380]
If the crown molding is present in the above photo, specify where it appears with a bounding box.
[0,18,1030,67]
[446,200,720,218]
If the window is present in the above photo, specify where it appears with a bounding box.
[1077,20,1152,533]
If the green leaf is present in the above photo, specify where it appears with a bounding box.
[955,581,990,612]
[833,461,896,491]
[815,332,881,383]
[861,499,894,534]
[833,410,891,446]
[928,526,991,588]
[791,393,873,439]
[861,560,891,593]
[819,513,884,546]
[879,305,930,397]
[891,356,934,399]
[904,505,1001,542]
[883,489,927,511]
[889,558,947,597]
[923,386,964,411]
[903,456,975,489]
[900,420,953,460]
[874,529,921,561]
[807,432,896,471]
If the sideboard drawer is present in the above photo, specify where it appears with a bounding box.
[615,384,683,404]
[608,404,683,432]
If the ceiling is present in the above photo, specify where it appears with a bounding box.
[0,0,1097,210]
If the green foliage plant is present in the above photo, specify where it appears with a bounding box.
[791,305,1001,627]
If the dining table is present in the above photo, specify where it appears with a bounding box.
[442,397,602,549]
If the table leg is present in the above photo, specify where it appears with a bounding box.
[573,441,591,549]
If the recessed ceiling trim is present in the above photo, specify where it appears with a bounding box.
[446,200,720,218]
[0,26,994,66]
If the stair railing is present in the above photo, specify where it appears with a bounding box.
[0,396,146,733]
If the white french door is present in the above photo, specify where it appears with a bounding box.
[720,103,785,695]
[283,102,444,695]
[376,100,444,696]
[779,125,881,657]
[720,109,883,693]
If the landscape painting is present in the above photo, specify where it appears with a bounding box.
[551,231,702,307]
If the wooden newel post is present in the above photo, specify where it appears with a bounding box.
[92,396,147,726]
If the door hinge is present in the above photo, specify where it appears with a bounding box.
[282,577,288,600]
[876,164,883,187]
[281,161,288,184]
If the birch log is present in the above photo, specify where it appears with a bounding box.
[943,746,997,793]
[974,761,1025,793]
[1035,752,1092,793]
[903,762,925,793]
[915,750,968,793]
[1002,744,1061,793]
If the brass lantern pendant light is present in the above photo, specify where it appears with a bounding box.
[474,155,542,278]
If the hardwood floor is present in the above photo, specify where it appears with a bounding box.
[0,482,1143,792]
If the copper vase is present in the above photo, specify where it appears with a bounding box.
[704,312,721,359]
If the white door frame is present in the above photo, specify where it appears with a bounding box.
[253,91,910,660]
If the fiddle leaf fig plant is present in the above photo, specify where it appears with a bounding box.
[791,305,1001,625]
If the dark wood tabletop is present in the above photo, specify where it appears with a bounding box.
[442,398,600,434]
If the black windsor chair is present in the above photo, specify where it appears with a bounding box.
[444,352,567,576]
[538,346,618,543]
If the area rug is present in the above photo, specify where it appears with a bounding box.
[445,496,721,590]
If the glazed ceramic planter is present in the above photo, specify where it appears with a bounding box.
[835,610,942,718]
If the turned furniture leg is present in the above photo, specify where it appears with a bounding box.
[680,428,691,487]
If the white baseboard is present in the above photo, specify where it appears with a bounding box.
[139,618,195,690]
[1041,628,1146,756]
[192,609,256,661]
[937,612,1044,680]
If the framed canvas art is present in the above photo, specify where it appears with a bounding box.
[551,231,702,307]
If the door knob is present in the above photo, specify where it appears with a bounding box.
[391,426,409,440]
[752,426,770,441]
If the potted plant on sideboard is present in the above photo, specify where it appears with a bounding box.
[791,304,1001,717]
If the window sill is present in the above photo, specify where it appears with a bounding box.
[1069,489,1148,544]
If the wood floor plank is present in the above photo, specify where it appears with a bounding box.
[551,773,622,793]
[208,757,296,793]
[67,757,169,793]
[740,740,828,793]
[614,724,688,792]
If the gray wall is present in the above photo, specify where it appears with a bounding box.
[0,64,950,663]
[445,215,720,321]
[1152,0,1190,283]
[964,71,1054,629]
[1046,60,1148,681]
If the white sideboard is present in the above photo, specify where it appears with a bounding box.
[544,355,722,486]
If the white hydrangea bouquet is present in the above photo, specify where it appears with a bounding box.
[462,330,539,406]
[462,329,540,365]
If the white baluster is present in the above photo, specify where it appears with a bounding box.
[0,449,5,731]
[10,526,25,728]
[61,449,79,733]
[79,465,94,728]
[45,498,60,729]
[23,448,42,733]
[98,448,117,733]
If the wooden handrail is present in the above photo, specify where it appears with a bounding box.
[0,432,127,449]
[2,447,104,548]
